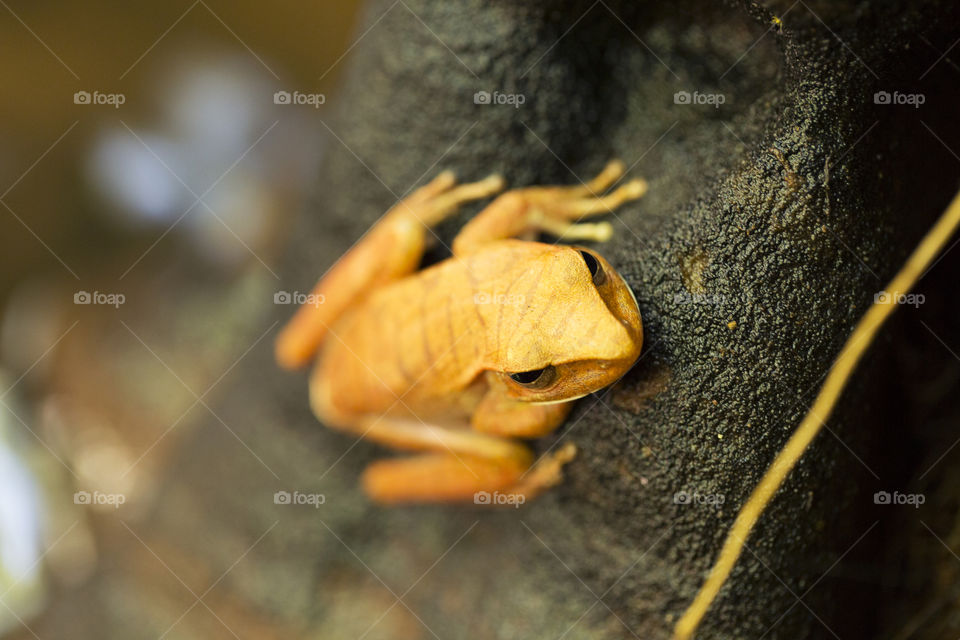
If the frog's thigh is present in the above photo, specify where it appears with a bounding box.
[354,415,535,503]
[352,415,531,459]
[274,215,427,369]
[471,391,574,438]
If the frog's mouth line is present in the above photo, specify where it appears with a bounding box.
[529,394,589,406]
[619,272,640,313]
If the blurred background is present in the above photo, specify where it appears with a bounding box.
[0,2,360,635]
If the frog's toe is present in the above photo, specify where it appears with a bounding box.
[500,442,578,500]
[536,219,615,243]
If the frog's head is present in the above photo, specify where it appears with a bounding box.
[480,243,643,403]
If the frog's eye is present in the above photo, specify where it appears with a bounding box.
[509,365,556,388]
[579,250,606,286]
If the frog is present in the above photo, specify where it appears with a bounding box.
[275,160,646,504]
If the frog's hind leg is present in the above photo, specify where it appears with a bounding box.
[362,443,578,504]
[452,160,647,255]
[351,415,531,504]
[363,453,529,504]
[355,415,577,504]
[275,171,504,369]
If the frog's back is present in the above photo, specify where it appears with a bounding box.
[312,241,575,424]
[313,254,489,423]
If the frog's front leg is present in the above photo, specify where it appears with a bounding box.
[275,171,504,369]
[452,160,647,255]
[470,382,580,499]
[471,377,574,438]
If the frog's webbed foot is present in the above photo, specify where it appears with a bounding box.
[452,160,647,254]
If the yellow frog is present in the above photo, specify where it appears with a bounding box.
[276,161,645,504]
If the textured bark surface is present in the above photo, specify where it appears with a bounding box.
[27,1,960,638]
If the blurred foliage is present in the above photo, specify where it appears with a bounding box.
[0,2,360,634]
[0,0,359,292]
